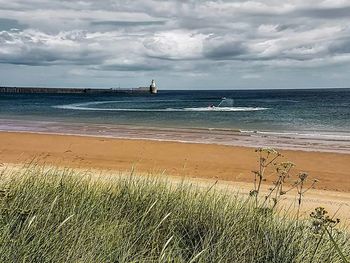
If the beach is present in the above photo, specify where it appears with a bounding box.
[1,131,349,192]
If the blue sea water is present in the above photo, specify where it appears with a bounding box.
[0,89,349,136]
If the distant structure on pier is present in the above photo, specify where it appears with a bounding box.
[138,79,158,94]
[150,79,157,94]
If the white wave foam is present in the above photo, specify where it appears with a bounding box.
[240,130,350,140]
[54,104,269,112]
[182,107,268,112]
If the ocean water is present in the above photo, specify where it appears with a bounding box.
[0,89,350,137]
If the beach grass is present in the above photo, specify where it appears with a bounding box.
[0,166,349,262]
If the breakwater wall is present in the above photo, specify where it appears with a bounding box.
[0,87,151,94]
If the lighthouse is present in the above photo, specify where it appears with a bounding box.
[150,79,157,94]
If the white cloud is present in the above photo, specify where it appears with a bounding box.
[143,30,206,60]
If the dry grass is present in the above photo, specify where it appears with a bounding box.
[0,165,349,262]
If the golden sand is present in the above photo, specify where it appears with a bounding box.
[0,131,349,192]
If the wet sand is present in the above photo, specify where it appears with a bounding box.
[0,131,349,192]
[1,119,350,153]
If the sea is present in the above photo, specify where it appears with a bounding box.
[1,88,350,153]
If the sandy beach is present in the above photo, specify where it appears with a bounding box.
[1,131,349,192]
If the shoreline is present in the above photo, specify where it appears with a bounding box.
[1,131,349,193]
[1,118,350,154]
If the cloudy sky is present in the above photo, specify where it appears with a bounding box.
[1,0,350,89]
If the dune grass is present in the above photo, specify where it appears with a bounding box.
[0,166,349,262]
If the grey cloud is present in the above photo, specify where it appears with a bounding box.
[204,41,247,60]
[96,62,168,72]
[329,39,350,54]
[91,20,166,27]
[0,48,106,66]
[0,18,26,30]
[295,6,350,19]
[0,31,14,42]
[0,30,108,66]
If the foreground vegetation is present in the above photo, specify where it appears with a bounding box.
[0,166,349,262]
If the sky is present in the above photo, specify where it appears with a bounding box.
[0,0,350,90]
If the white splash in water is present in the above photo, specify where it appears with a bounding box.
[217,98,234,107]
[54,101,269,112]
